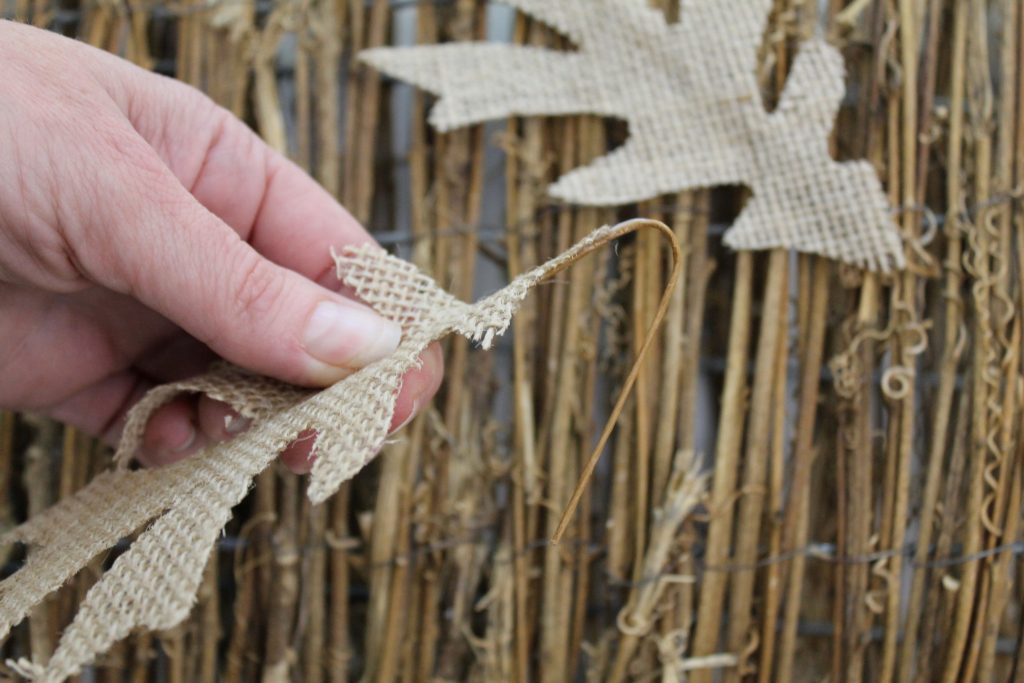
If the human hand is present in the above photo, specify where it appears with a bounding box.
[0,20,443,471]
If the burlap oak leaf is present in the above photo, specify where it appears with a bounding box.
[360,0,905,272]
[0,220,667,682]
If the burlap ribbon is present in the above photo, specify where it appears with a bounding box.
[0,219,678,681]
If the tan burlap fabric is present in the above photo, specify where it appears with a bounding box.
[0,221,648,682]
[361,0,905,272]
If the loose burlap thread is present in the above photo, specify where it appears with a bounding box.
[360,0,905,272]
[0,219,673,682]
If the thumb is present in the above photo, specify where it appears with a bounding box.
[77,133,401,386]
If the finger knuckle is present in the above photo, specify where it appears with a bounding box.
[97,123,165,184]
[229,252,285,327]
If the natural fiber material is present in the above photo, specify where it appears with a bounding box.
[360,0,905,272]
[0,219,669,682]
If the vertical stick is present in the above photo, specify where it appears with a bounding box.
[689,251,754,679]
[346,0,389,222]
[756,275,791,683]
[630,213,653,582]
[199,560,219,683]
[264,472,299,682]
[374,417,426,683]
[503,18,540,676]
[724,249,789,683]
[540,191,595,683]
[898,1,967,678]
[329,485,353,683]
[878,1,922,679]
[362,439,412,681]
[943,3,995,678]
[675,193,710,457]
[975,2,1021,677]
[305,502,327,683]
[651,195,691,501]
[776,258,829,682]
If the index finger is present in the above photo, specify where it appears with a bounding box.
[103,59,374,286]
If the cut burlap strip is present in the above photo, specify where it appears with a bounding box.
[0,219,670,682]
[360,0,905,272]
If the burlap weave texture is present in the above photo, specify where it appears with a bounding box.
[361,0,906,272]
[0,222,638,682]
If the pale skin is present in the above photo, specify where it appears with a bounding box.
[0,20,444,471]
